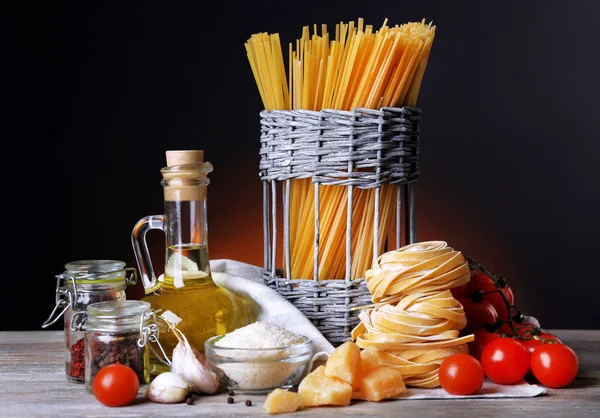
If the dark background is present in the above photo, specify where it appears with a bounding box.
[9,0,599,331]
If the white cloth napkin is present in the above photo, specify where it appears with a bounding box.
[210,259,334,355]
[386,380,545,400]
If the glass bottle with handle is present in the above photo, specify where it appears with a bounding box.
[131,150,251,377]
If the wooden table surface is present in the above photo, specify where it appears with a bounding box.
[1,330,598,417]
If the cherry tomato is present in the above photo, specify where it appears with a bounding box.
[458,297,498,335]
[497,320,540,336]
[468,328,502,362]
[523,331,562,346]
[450,282,469,299]
[481,338,530,385]
[531,344,578,388]
[439,353,485,396]
[518,337,561,376]
[519,338,545,356]
[519,328,562,343]
[92,364,140,407]
[466,273,514,321]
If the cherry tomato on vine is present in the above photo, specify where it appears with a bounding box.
[450,282,469,299]
[518,335,562,375]
[480,338,530,385]
[498,320,538,335]
[93,364,140,407]
[519,338,545,356]
[530,344,578,388]
[469,272,513,299]
[468,328,502,362]
[518,328,562,344]
[458,297,498,335]
[439,353,485,395]
[466,273,514,320]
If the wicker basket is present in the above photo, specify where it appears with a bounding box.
[259,106,421,346]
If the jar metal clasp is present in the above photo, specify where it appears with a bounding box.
[41,274,78,329]
[138,310,172,367]
[69,310,88,332]
[125,267,138,287]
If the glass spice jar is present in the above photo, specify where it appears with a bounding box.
[42,260,137,383]
[72,300,156,394]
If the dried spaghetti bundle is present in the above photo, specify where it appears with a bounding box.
[245,18,436,280]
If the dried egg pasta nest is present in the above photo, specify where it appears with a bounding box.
[365,240,470,303]
[352,290,474,388]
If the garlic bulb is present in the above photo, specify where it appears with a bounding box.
[146,372,192,404]
[171,327,220,394]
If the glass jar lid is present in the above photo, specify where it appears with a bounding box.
[87,300,151,319]
[81,300,152,333]
[42,261,137,330]
[64,260,127,284]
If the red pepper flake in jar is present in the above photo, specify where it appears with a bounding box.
[68,338,85,379]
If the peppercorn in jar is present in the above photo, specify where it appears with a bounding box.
[73,300,155,394]
[42,260,137,383]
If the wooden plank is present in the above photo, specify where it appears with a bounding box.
[0,330,598,417]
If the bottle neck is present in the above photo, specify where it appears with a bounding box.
[164,200,208,248]
[162,199,212,288]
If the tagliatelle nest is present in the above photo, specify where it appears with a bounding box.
[352,290,474,388]
[365,241,471,303]
[353,241,475,388]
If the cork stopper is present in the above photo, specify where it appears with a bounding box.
[165,150,204,167]
[162,150,210,202]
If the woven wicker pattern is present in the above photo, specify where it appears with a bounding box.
[260,107,421,186]
[260,106,421,345]
[262,271,374,343]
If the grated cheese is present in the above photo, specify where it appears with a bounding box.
[215,321,305,349]
[211,322,310,391]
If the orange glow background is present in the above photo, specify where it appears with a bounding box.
[205,164,516,280]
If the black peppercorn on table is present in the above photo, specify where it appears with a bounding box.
[0,330,599,417]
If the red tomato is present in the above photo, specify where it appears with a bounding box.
[469,273,515,303]
[519,338,545,356]
[531,344,578,388]
[468,328,502,362]
[450,282,469,299]
[92,364,140,407]
[519,328,562,343]
[497,320,540,336]
[480,338,530,385]
[523,331,562,346]
[439,353,485,396]
[518,336,561,375]
[479,285,512,320]
[458,297,498,335]
[466,273,514,321]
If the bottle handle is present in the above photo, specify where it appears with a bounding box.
[131,215,165,293]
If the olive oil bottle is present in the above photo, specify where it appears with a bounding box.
[132,150,251,377]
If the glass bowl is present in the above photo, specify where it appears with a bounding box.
[204,334,314,394]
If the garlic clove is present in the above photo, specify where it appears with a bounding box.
[171,328,220,394]
[146,372,192,404]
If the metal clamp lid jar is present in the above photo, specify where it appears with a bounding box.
[70,300,166,394]
[42,260,137,383]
